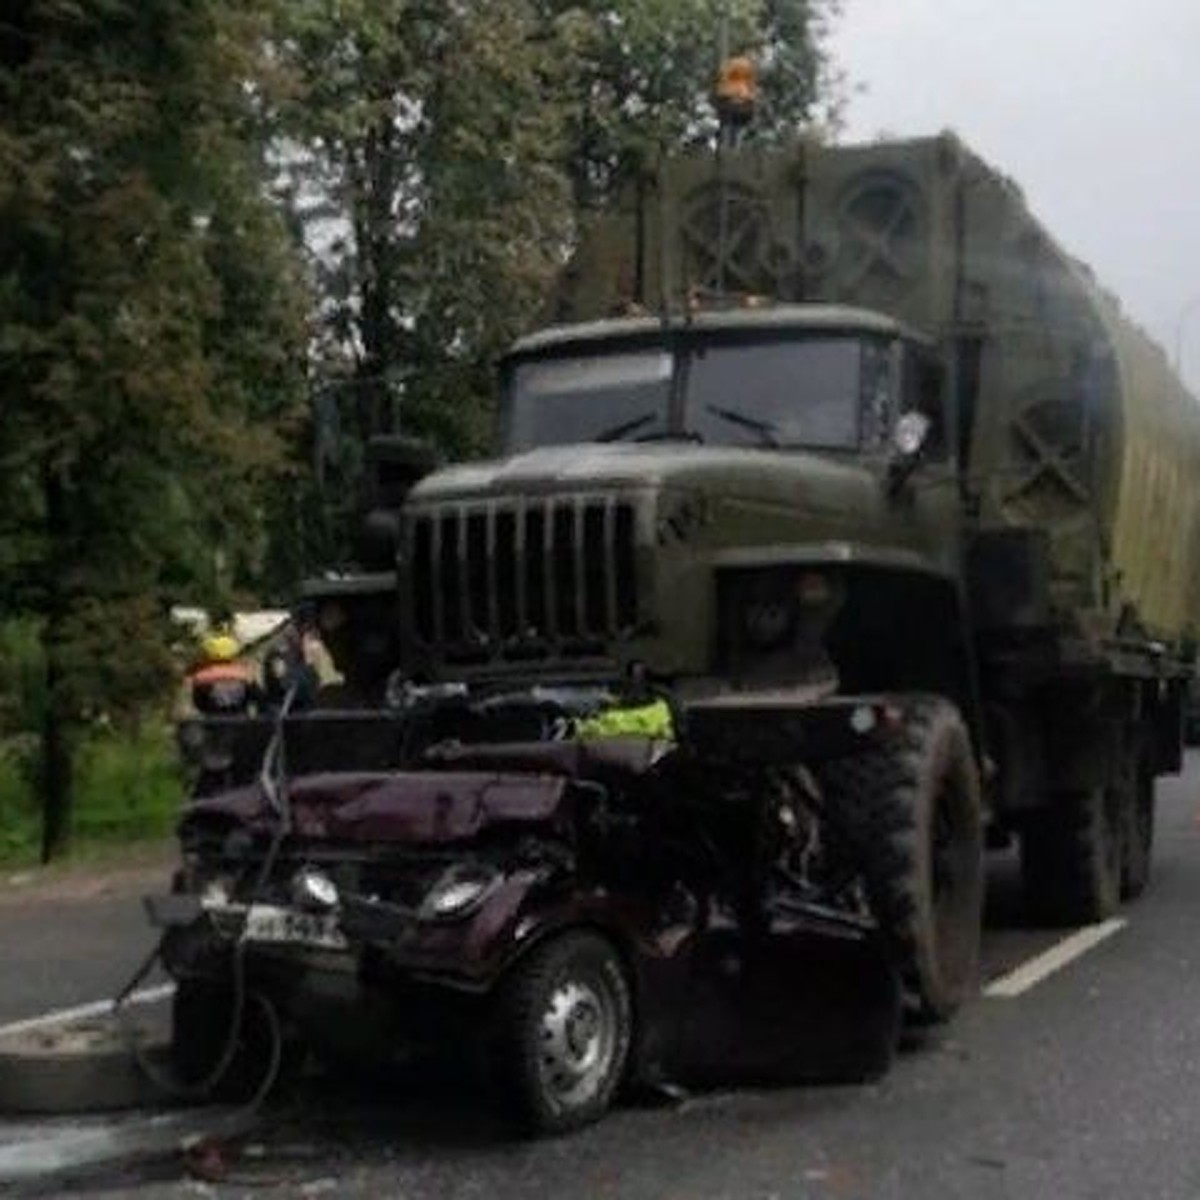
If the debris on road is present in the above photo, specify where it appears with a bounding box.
[0,1104,258,1189]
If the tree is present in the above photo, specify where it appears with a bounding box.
[273,0,571,465]
[548,0,845,212]
[0,0,308,859]
[274,0,843,490]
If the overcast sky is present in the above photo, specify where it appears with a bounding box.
[829,0,1200,386]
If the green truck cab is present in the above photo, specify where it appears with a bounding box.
[402,305,966,707]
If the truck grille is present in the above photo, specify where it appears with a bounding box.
[409,499,639,656]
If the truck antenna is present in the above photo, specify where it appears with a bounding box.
[658,136,673,328]
[712,31,760,301]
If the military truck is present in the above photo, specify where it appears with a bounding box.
[394,130,1200,919]
[160,129,1200,1131]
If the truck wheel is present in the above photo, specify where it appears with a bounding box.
[820,698,984,1023]
[1121,763,1156,901]
[491,932,632,1135]
[1021,786,1122,925]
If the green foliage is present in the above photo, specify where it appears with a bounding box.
[550,0,843,210]
[0,1,845,858]
[274,0,572,468]
[0,619,45,737]
[274,0,842,477]
[0,726,181,867]
[0,747,38,864]
[0,0,309,856]
[0,622,180,866]
[72,725,183,843]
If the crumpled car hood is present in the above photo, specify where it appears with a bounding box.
[181,770,572,845]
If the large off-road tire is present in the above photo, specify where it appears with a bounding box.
[820,697,984,1023]
[491,932,632,1136]
[1121,759,1156,902]
[1021,785,1122,925]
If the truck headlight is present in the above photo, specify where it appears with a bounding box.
[291,867,340,911]
[743,596,795,649]
[740,571,844,651]
[420,867,498,921]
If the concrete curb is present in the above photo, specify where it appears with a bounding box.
[0,1015,169,1115]
[0,1007,264,1190]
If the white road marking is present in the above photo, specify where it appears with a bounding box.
[0,984,175,1039]
[984,917,1127,998]
[0,918,1132,1036]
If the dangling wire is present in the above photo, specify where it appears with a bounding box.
[253,678,303,897]
[110,678,304,1106]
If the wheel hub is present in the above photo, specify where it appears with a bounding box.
[539,979,613,1104]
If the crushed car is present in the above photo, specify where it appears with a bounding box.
[148,681,951,1134]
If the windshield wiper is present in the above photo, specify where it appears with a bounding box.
[595,413,658,443]
[705,404,782,447]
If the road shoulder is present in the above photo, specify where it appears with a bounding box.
[0,843,175,911]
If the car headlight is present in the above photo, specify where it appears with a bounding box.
[200,877,232,907]
[291,866,340,911]
[420,867,498,921]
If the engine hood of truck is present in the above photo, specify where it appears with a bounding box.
[401,442,956,676]
[409,441,871,500]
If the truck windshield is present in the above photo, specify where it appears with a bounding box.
[505,335,883,452]
[507,350,671,449]
[688,338,865,448]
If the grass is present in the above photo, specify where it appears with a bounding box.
[0,746,37,864]
[0,724,185,869]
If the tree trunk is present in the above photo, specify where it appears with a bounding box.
[39,466,74,864]
[39,659,74,864]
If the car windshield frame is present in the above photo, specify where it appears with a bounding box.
[500,329,897,454]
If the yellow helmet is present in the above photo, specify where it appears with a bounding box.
[201,631,241,663]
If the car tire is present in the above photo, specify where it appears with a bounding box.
[491,931,632,1135]
[819,696,984,1023]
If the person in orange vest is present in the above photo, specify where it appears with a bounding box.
[188,624,261,716]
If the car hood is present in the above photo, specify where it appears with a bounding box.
[180,771,572,846]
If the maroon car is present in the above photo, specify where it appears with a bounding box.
[151,687,903,1134]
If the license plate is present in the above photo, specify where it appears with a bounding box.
[241,903,349,951]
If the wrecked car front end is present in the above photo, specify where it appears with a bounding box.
[151,693,904,1134]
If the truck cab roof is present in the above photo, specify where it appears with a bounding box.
[507,303,934,358]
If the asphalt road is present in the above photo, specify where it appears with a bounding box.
[0,862,170,1027]
[7,759,1200,1198]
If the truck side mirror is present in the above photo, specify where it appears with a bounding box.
[365,435,441,507]
[353,436,441,569]
[886,411,932,496]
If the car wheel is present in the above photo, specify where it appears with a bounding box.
[492,931,632,1135]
